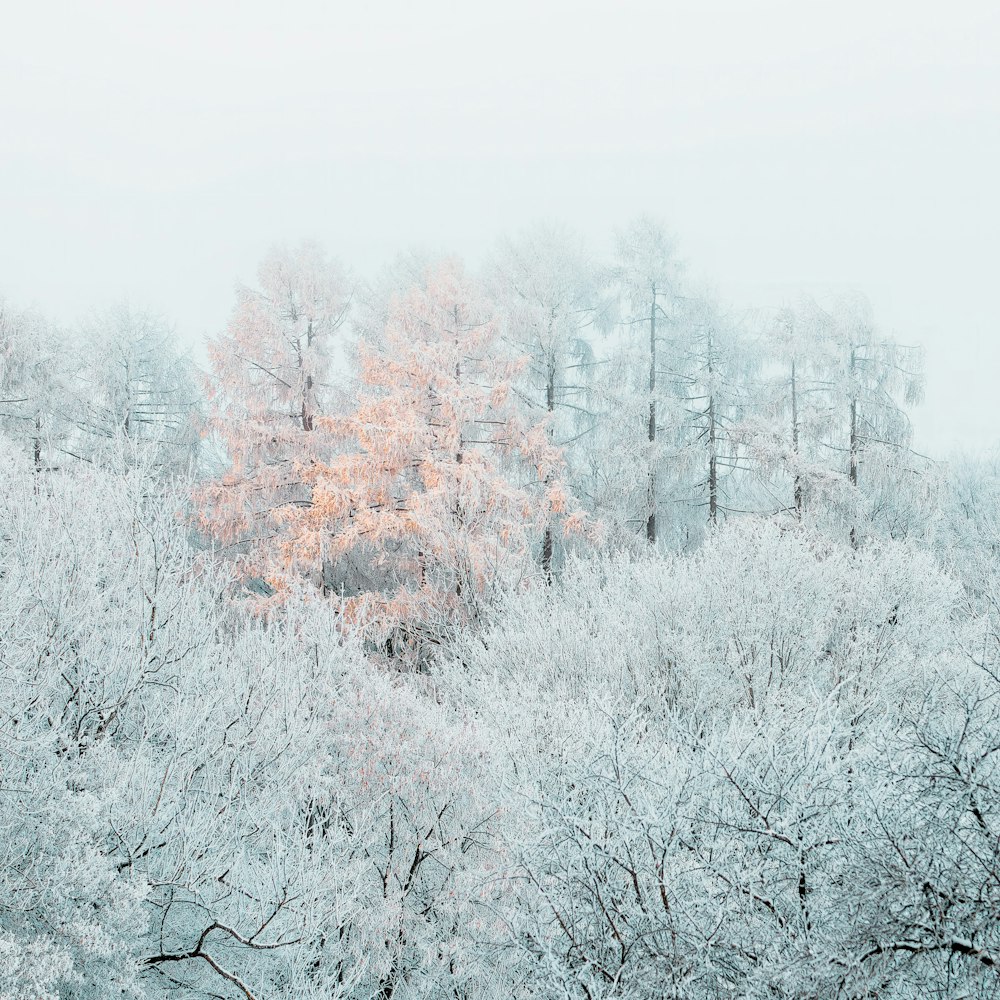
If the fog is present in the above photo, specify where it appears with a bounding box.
[6,8,1000,994]
[2,0,997,455]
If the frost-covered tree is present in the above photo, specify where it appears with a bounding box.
[286,258,577,651]
[0,448,513,999]
[0,299,69,470]
[441,520,995,998]
[198,241,351,582]
[4,220,986,1000]
[664,294,759,534]
[757,299,833,518]
[818,294,924,546]
[69,303,203,476]
[612,216,682,544]
[488,223,609,576]
[754,296,926,545]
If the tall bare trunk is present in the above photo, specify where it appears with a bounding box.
[791,358,802,517]
[454,306,464,599]
[849,346,859,549]
[707,330,717,523]
[301,317,328,587]
[33,414,41,473]
[542,354,556,582]
[302,318,314,432]
[708,395,718,523]
[646,286,657,544]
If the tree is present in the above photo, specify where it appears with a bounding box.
[665,294,759,531]
[69,303,203,476]
[0,299,69,471]
[198,241,351,583]
[755,296,926,545]
[756,298,839,520]
[613,216,682,544]
[445,521,985,999]
[488,223,608,577]
[282,258,575,650]
[827,294,924,546]
[0,449,512,1000]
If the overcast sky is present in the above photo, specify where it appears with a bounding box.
[2,0,997,456]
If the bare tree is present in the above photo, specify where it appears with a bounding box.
[614,216,682,545]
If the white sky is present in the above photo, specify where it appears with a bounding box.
[2,0,997,456]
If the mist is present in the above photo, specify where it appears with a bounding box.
[3,0,997,454]
[3,6,1000,998]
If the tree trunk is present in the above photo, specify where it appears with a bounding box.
[646,286,657,544]
[849,347,859,549]
[454,306,464,599]
[302,318,314,432]
[708,394,718,523]
[542,355,556,582]
[790,359,803,517]
[707,330,717,523]
[33,414,41,473]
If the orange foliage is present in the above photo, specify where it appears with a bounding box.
[285,259,574,639]
[198,252,581,640]
[195,242,349,588]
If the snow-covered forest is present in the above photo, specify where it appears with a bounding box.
[2,222,999,1000]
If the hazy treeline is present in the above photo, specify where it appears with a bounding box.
[1,220,999,999]
[3,221,928,638]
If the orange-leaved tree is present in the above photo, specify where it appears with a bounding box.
[279,258,581,645]
[197,241,351,585]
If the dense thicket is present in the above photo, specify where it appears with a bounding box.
[1,223,997,999]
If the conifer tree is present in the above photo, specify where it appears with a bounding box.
[285,259,576,646]
[198,241,350,581]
